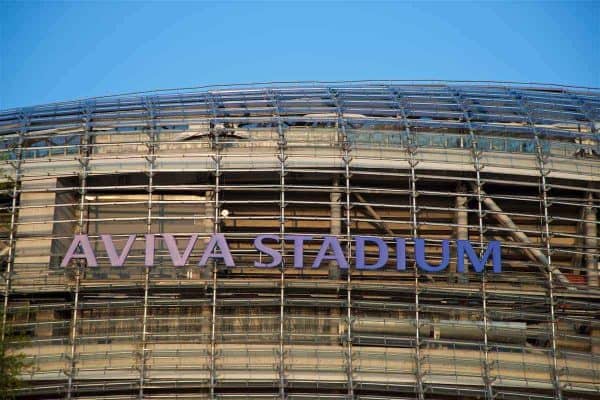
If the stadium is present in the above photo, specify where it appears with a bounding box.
[0,81,598,399]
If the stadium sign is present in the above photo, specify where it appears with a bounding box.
[60,234,502,273]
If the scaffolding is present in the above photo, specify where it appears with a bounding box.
[0,81,598,399]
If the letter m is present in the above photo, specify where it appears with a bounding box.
[457,240,501,273]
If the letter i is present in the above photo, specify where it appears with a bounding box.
[396,238,406,270]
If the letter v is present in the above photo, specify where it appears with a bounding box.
[162,234,198,267]
[101,234,136,267]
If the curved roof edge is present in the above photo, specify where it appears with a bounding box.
[2,79,600,114]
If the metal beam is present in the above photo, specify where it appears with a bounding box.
[474,183,570,286]
[353,192,395,236]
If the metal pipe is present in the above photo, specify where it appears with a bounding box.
[451,87,493,399]
[511,89,563,400]
[1,116,23,345]
[67,105,91,400]
[138,97,156,399]
[209,93,220,399]
[330,88,354,399]
[271,89,287,399]
[390,87,425,400]
[584,192,598,287]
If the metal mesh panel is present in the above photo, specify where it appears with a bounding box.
[0,81,598,399]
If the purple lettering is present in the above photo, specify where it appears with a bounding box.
[355,236,388,270]
[198,234,235,267]
[254,235,282,268]
[312,236,348,269]
[457,240,502,273]
[101,234,136,267]
[162,234,198,267]
[61,234,97,267]
[285,235,312,268]
[145,234,156,267]
[415,239,450,272]
[396,238,406,270]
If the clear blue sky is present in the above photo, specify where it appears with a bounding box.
[1,1,598,110]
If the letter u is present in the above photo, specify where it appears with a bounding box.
[415,239,450,272]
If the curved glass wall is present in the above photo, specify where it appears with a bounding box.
[0,82,598,399]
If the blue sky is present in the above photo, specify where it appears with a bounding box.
[1,1,598,109]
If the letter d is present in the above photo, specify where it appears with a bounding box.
[355,236,388,270]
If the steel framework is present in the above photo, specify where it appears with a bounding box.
[0,81,598,399]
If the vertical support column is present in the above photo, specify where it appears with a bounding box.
[139,97,156,399]
[1,114,25,343]
[67,104,91,400]
[538,144,563,400]
[330,177,342,280]
[271,90,287,399]
[451,87,493,399]
[201,188,214,344]
[343,129,353,400]
[208,93,221,399]
[408,130,424,400]
[201,186,212,337]
[585,191,600,354]
[512,89,563,400]
[330,177,342,342]
[330,88,354,399]
[390,88,424,400]
[453,184,468,280]
[201,191,215,280]
[584,192,598,287]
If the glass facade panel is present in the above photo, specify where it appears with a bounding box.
[0,82,598,399]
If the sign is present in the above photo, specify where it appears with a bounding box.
[60,234,502,273]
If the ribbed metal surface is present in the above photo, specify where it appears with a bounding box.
[0,81,599,399]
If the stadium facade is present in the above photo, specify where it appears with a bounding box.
[0,81,598,399]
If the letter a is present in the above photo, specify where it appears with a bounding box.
[198,234,235,267]
[312,236,349,269]
[61,234,97,267]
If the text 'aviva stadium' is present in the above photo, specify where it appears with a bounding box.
[0,81,598,400]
